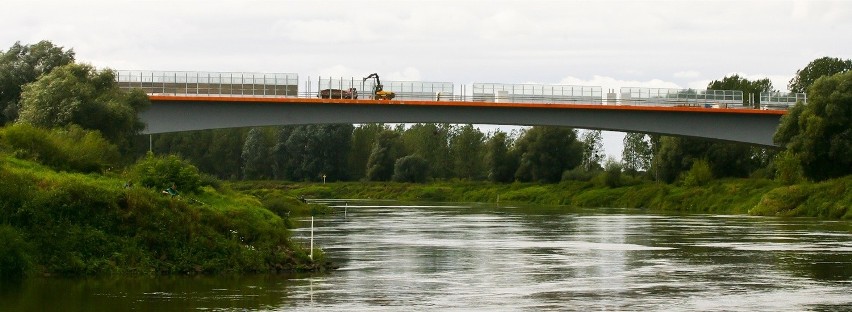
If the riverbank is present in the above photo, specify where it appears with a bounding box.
[0,154,329,279]
[233,177,852,220]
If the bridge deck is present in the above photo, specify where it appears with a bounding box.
[148,95,786,116]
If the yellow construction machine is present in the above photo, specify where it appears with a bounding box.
[363,73,395,100]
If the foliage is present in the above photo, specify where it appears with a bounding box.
[681,159,713,187]
[0,225,32,280]
[561,166,598,182]
[653,136,762,183]
[348,124,387,180]
[273,124,353,182]
[392,154,430,183]
[774,71,852,181]
[0,124,119,173]
[129,152,203,194]
[366,130,402,181]
[514,126,584,183]
[580,130,604,171]
[17,63,149,150]
[596,157,624,188]
[485,130,516,183]
[788,56,852,93]
[450,124,486,180]
[0,153,325,276]
[0,40,75,125]
[400,123,452,179]
[774,150,804,185]
[242,128,274,180]
[621,132,651,174]
[707,74,774,107]
[750,176,851,219]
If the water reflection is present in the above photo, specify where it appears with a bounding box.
[1,203,850,311]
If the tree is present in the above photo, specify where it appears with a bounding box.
[392,154,430,183]
[17,63,149,151]
[774,71,852,181]
[580,130,604,171]
[449,124,486,180]
[652,135,761,183]
[514,126,584,183]
[241,128,274,180]
[349,124,388,180]
[485,130,517,183]
[0,40,75,125]
[400,123,452,179]
[788,57,852,93]
[366,130,403,181]
[272,124,353,181]
[621,132,651,175]
[707,74,773,108]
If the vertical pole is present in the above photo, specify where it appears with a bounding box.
[309,215,314,261]
[149,134,153,153]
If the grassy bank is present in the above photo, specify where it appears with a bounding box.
[0,154,328,279]
[232,177,852,220]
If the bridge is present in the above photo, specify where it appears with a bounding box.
[118,71,804,147]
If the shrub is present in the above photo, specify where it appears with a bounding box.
[129,152,203,194]
[562,167,597,182]
[392,154,429,183]
[682,159,713,187]
[0,124,118,173]
[775,150,804,185]
[0,225,32,280]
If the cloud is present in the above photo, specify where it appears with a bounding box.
[674,71,701,79]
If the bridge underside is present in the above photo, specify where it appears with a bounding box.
[140,98,784,147]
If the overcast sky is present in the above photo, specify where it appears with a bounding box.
[3,0,850,158]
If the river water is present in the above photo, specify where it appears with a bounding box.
[2,201,851,311]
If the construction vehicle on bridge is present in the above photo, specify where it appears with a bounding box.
[363,73,395,100]
[319,87,358,99]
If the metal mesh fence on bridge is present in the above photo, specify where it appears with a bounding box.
[471,83,603,104]
[760,92,807,110]
[619,87,745,108]
[116,70,299,97]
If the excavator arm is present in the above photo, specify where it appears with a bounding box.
[362,73,395,100]
[363,73,383,92]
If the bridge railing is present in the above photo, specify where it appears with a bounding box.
[116,70,299,97]
[760,92,806,110]
[471,83,603,104]
[118,70,804,111]
[620,87,745,108]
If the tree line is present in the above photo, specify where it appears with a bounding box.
[2,40,851,185]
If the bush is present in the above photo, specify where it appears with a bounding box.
[775,150,804,185]
[595,159,624,188]
[129,152,203,194]
[562,167,598,182]
[0,225,32,280]
[682,159,713,187]
[392,154,429,183]
[0,124,118,173]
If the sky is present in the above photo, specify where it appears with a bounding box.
[2,0,851,158]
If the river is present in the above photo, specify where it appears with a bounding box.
[1,201,851,311]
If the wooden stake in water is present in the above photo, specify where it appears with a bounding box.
[310,215,314,261]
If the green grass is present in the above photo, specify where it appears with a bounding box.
[240,177,851,220]
[1,154,329,279]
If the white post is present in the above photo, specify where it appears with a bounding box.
[309,215,314,261]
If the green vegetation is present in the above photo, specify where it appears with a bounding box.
[0,138,326,279]
[235,177,850,220]
[1,40,850,280]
